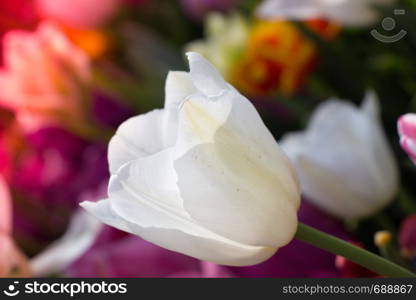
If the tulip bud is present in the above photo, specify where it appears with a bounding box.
[280,91,399,219]
[81,52,301,266]
[398,113,416,165]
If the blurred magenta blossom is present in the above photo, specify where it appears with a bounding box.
[11,127,108,253]
[181,0,241,21]
[398,114,416,164]
[0,0,38,39]
[399,214,416,263]
[0,21,91,132]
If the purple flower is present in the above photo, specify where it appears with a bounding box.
[181,0,241,21]
[399,214,416,270]
[229,200,352,277]
[10,127,109,254]
[92,91,135,129]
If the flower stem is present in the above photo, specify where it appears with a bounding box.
[295,223,416,278]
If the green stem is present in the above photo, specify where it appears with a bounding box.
[295,223,416,278]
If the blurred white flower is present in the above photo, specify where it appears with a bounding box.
[280,91,399,219]
[81,52,300,266]
[30,209,102,276]
[256,0,396,27]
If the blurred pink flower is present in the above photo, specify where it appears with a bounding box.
[181,0,241,21]
[0,21,91,132]
[0,176,11,233]
[398,114,416,164]
[36,0,121,29]
[0,175,31,277]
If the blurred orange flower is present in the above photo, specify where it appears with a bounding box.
[60,26,111,59]
[231,20,317,96]
[188,14,340,97]
[305,19,341,40]
[0,22,92,132]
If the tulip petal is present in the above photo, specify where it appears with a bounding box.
[81,199,136,235]
[110,148,184,212]
[165,71,196,109]
[256,0,321,21]
[105,146,279,266]
[296,155,385,218]
[108,109,166,174]
[398,114,416,141]
[308,100,398,202]
[186,52,228,97]
[256,0,393,26]
[163,71,196,146]
[82,199,277,266]
[174,87,299,247]
[362,90,380,120]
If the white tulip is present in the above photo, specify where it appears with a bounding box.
[280,91,399,220]
[81,52,300,266]
[256,0,396,27]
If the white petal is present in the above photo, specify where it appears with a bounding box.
[280,132,306,162]
[108,109,165,174]
[164,71,196,109]
[106,148,279,265]
[163,71,196,146]
[323,0,383,26]
[80,199,137,235]
[30,209,102,276]
[256,0,390,26]
[186,52,228,97]
[256,0,322,20]
[295,156,384,218]
[82,198,277,266]
[110,148,184,214]
[174,88,300,247]
[361,90,380,120]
